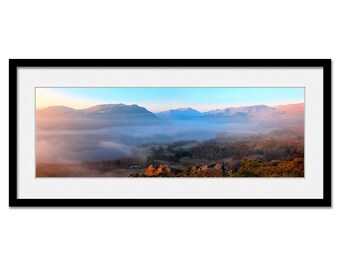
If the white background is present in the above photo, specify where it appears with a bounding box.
[0,0,338,270]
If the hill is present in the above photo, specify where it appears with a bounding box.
[156,107,202,120]
[36,104,163,130]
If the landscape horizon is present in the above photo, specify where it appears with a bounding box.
[36,101,304,115]
[36,87,304,177]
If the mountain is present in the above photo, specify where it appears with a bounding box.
[156,107,202,120]
[206,105,274,117]
[36,104,163,130]
[156,104,301,124]
[260,103,304,124]
[274,103,304,114]
[39,105,77,114]
[36,103,304,130]
[204,105,275,123]
[204,103,304,125]
[85,104,151,114]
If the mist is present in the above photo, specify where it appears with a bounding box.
[36,119,270,164]
[35,102,304,178]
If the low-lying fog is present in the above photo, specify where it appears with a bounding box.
[36,120,264,164]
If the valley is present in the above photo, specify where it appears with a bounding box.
[36,103,304,178]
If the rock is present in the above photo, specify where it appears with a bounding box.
[144,164,180,177]
[145,165,157,176]
[194,163,225,177]
[213,164,222,170]
[191,166,198,171]
[200,165,209,171]
[135,163,229,177]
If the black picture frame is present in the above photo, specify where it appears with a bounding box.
[9,59,332,207]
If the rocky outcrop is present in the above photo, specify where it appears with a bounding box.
[132,164,182,177]
[189,163,227,177]
[132,163,229,177]
[145,164,174,176]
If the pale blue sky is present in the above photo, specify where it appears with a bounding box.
[36,87,304,112]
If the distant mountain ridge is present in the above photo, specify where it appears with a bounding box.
[156,107,202,120]
[39,105,76,113]
[85,104,151,114]
[37,104,163,130]
[156,103,304,124]
[37,103,304,130]
[205,105,274,117]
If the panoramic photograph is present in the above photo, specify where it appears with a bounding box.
[36,87,304,177]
